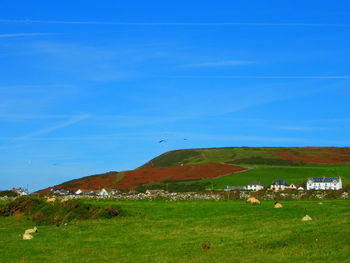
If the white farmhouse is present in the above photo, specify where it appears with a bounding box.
[75,189,83,195]
[288,184,297,190]
[246,181,264,191]
[12,187,28,196]
[270,179,289,191]
[306,177,342,190]
[98,188,109,196]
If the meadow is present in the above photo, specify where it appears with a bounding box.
[141,164,350,192]
[0,199,350,263]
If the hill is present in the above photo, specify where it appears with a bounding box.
[140,147,350,168]
[43,163,246,192]
[41,147,350,192]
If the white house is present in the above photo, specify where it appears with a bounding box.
[306,177,342,190]
[298,186,304,191]
[289,184,297,190]
[109,189,119,195]
[270,179,289,191]
[246,181,264,191]
[75,189,83,195]
[225,186,246,191]
[12,188,28,196]
[98,188,109,196]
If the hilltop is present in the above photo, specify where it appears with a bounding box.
[140,147,350,168]
[41,147,350,192]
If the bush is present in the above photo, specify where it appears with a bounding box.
[0,197,120,225]
[0,190,19,197]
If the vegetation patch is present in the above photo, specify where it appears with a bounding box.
[227,157,304,166]
[0,190,19,197]
[0,197,120,226]
[140,150,203,168]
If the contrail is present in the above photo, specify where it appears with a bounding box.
[13,114,89,141]
[0,19,350,27]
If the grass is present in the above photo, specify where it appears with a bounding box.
[0,197,120,225]
[139,164,350,191]
[200,164,350,189]
[0,199,349,263]
[145,147,350,168]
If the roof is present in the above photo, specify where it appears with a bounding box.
[271,179,289,186]
[248,181,262,186]
[308,177,340,183]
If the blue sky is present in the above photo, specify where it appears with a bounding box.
[1,0,350,191]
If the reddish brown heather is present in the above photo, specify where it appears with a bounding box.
[116,163,246,190]
[44,163,246,191]
[271,147,350,164]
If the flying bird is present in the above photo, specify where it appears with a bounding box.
[159,140,166,143]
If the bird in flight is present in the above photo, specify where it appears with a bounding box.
[159,140,166,143]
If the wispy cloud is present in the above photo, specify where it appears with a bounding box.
[0,113,78,120]
[13,114,89,141]
[0,20,350,27]
[277,126,330,131]
[0,33,48,38]
[186,60,256,67]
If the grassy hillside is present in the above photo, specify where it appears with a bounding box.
[141,147,350,168]
[41,147,350,192]
[0,199,349,263]
[176,164,350,190]
[43,163,246,192]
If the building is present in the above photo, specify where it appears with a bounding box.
[75,189,84,195]
[109,189,120,195]
[50,188,66,195]
[306,177,342,190]
[298,186,304,191]
[225,186,246,191]
[98,188,109,196]
[270,179,289,191]
[246,181,264,191]
[288,184,297,190]
[12,187,28,196]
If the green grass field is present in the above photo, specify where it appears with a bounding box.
[142,164,350,191]
[202,164,350,189]
[1,199,350,263]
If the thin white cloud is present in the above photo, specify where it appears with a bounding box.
[186,60,256,67]
[0,20,350,27]
[13,114,89,141]
[278,126,329,131]
[0,114,77,120]
[303,118,350,123]
[0,33,48,38]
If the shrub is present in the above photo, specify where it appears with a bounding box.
[0,197,120,225]
[0,190,19,197]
